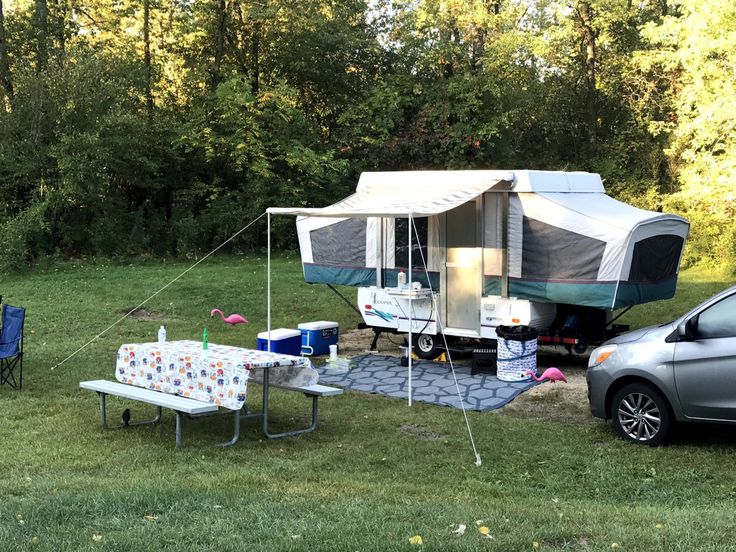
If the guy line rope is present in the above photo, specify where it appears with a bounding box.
[49,210,483,467]
[50,212,267,371]
[411,218,483,467]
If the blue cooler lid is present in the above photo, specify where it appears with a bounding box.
[297,321,338,330]
[257,328,301,340]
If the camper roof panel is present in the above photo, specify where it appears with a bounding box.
[537,192,688,231]
[512,170,604,193]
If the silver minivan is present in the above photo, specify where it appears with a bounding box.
[587,284,736,445]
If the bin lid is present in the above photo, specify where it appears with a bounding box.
[297,321,339,330]
[496,325,539,341]
[257,328,301,340]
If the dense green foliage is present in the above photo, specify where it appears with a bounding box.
[0,0,734,271]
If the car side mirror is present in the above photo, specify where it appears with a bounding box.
[677,318,696,341]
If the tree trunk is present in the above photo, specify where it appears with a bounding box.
[35,0,49,72]
[0,0,13,107]
[251,21,260,95]
[576,0,597,148]
[473,1,502,72]
[209,0,227,92]
[143,0,153,116]
[471,29,485,71]
[51,0,65,64]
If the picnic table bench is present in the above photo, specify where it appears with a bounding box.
[80,340,343,447]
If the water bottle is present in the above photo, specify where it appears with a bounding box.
[158,325,166,346]
[397,270,407,288]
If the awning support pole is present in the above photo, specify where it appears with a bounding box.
[501,192,509,298]
[408,212,413,407]
[267,212,271,351]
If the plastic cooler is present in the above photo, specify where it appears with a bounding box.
[495,325,538,382]
[256,328,302,356]
[298,321,339,356]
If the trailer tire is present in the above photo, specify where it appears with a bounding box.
[414,333,441,359]
[573,340,588,354]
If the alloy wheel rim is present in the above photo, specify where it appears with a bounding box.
[617,392,661,442]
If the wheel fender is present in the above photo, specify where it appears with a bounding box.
[605,372,682,421]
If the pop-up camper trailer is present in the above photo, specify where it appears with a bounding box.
[269,170,689,357]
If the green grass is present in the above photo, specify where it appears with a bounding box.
[1,257,736,551]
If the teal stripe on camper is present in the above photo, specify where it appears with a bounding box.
[303,264,377,287]
[483,277,502,296]
[508,280,617,309]
[613,275,679,309]
[490,277,679,309]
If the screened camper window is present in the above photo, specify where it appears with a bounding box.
[521,217,605,280]
[395,217,428,269]
[629,235,684,283]
[311,219,366,266]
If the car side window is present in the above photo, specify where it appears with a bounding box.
[695,294,736,339]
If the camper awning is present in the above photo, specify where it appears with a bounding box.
[267,170,515,217]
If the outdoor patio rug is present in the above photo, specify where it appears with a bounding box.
[315,354,539,412]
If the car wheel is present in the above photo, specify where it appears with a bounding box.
[413,333,440,359]
[611,383,672,446]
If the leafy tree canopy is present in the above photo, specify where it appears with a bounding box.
[0,0,733,273]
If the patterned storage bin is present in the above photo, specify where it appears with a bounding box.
[495,325,538,382]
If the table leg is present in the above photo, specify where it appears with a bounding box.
[98,392,108,428]
[216,410,241,447]
[97,393,162,430]
[175,412,182,448]
[262,367,271,435]
[261,367,320,439]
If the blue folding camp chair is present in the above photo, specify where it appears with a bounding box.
[0,302,25,390]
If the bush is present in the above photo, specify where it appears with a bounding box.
[664,189,736,273]
[0,202,51,272]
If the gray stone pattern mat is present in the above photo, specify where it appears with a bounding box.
[316,354,539,412]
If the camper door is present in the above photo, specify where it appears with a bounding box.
[441,200,482,335]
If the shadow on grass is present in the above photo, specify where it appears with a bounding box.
[537,349,590,369]
[668,422,736,448]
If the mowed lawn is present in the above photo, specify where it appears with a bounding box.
[1,256,736,551]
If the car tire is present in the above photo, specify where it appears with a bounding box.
[413,333,441,359]
[611,383,672,446]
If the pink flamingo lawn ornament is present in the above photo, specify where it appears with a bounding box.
[210,308,249,326]
[526,367,568,383]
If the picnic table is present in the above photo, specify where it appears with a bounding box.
[115,339,319,409]
[81,340,341,447]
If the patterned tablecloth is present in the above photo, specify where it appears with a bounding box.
[115,340,317,410]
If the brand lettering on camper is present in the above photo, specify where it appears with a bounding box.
[364,306,394,322]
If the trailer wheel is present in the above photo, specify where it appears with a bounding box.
[414,333,441,359]
[573,340,588,354]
